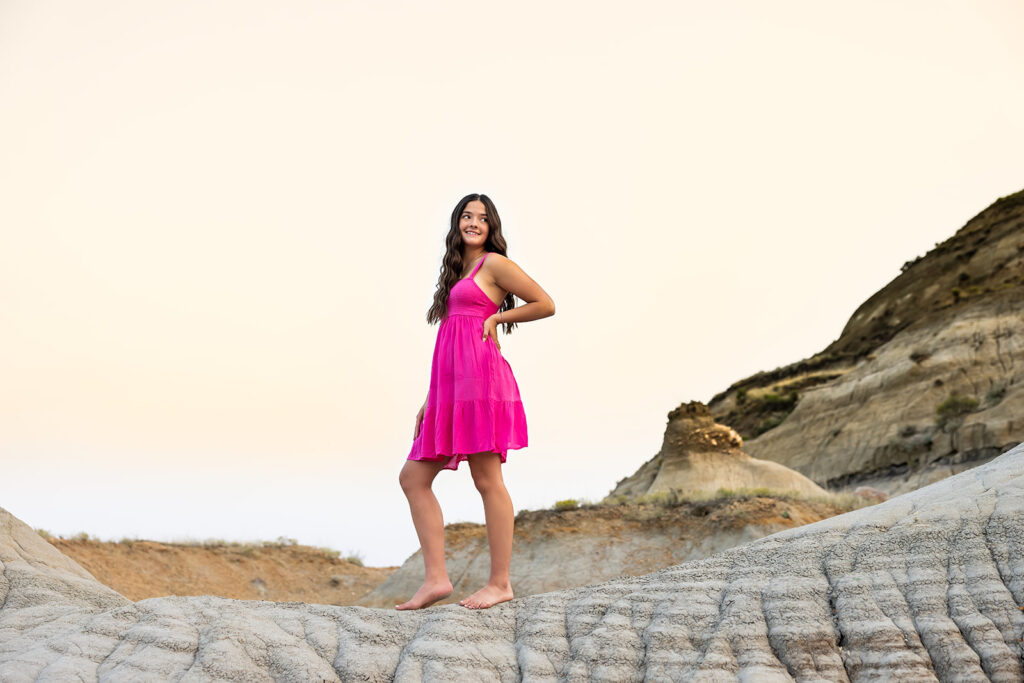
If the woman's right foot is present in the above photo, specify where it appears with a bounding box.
[395,579,453,610]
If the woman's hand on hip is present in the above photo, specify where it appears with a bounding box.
[414,404,425,438]
[482,315,501,351]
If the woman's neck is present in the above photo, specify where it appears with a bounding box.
[462,246,487,263]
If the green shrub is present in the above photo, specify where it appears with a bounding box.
[753,414,785,436]
[35,528,53,540]
[72,531,93,542]
[758,391,798,412]
[553,499,579,511]
[935,393,979,428]
[343,553,364,566]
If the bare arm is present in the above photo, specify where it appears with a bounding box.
[480,254,555,348]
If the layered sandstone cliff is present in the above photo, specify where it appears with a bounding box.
[710,189,1024,491]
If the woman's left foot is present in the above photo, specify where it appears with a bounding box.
[459,583,514,609]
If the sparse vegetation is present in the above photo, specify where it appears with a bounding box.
[721,388,802,440]
[900,255,924,273]
[630,486,866,512]
[909,350,931,364]
[553,499,580,511]
[52,533,361,564]
[35,528,53,540]
[272,536,298,548]
[986,382,1007,406]
[935,393,980,429]
[754,414,786,436]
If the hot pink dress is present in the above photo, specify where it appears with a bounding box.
[407,253,528,470]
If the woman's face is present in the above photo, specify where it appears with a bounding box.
[458,200,489,249]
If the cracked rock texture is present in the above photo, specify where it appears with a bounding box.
[607,401,827,501]
[710,190,1024,492]
[3,445,1024,680]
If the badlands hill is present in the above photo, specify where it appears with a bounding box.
[710,189,1024,492]
[3,444,1022,679]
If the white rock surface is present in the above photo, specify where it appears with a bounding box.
[3,444,1024,680]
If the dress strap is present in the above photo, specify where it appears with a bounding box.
[469,252,490,278]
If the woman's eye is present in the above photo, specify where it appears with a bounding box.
[480,217,487,222]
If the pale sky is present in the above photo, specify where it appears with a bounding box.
[2,0,1022,567]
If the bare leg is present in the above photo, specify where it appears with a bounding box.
[459,452,515,609]
[396,459,453,609]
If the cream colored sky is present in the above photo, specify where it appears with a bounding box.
[2,0,1023,566]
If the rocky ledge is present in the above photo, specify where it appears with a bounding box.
[3,444,1024,680]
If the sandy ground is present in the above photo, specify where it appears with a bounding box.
[50,538,397,605]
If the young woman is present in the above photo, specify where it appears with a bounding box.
[397,193,555,611]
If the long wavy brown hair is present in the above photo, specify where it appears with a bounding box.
[426,193,518,334]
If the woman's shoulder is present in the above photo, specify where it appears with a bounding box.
[484,252,514,268]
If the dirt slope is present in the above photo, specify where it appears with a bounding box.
[49,538,396,605]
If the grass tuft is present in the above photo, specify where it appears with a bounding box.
[935,393,979,429]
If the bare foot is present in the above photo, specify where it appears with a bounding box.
[395,579,453,610]
[458,583,514,610]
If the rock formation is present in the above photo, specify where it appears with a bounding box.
[4,445,1022,680]
[710,189,1024,492]
[608,401,827,500]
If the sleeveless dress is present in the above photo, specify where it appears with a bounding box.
[407,253,528,470]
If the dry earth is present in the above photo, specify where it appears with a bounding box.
[48,538,396,605]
